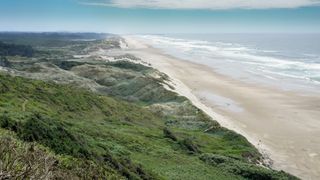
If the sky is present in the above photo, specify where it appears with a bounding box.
[0,0,320,34]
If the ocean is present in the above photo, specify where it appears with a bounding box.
[137,34,320,92]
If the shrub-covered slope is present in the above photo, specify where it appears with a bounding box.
[0,73,296,180]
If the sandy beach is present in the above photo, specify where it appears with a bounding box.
[122,36,320,180]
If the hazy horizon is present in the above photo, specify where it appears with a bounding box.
[1,0,320,34]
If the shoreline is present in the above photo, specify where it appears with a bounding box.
[121,36,320,179]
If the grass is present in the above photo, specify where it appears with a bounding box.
[0,73,297,179]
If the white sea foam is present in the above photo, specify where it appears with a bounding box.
[137,35,320,90]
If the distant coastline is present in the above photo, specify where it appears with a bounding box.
[122,35,320,179]
[133,34,320,94]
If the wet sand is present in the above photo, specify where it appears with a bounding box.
[122,36,320,179]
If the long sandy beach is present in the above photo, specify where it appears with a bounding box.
[122,36,320,179]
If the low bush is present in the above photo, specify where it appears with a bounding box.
[0,56,11,67]
[106,60,150,72]
[54,60,85,70]
[18,113,91,158]
[179,137,200,153]
[163,127,177,141]
[0,136,122,179]
[0,41,34,57]
[103,153,157,180]
[200,153,298,180]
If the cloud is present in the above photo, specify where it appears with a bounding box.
[82,0,320,9]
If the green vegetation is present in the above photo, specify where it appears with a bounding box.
[106,60,151,72]
[163,127,177,141]
[53,60,86,70]
[72,62,185,104]
[0,74,161,179]
[0,129,122,179]
[0,32,112,48]
[0,73,296,179]
[0,33,297,179]
[0,41,34,57]
[200,153,295,180]
[0,56,11,67]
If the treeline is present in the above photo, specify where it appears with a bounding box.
[0,41,34,57]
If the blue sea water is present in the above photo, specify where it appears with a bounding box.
[137,33,320,92]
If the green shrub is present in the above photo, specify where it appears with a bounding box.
[200,154,230,166]
[54,60,85,70]
[106,61,150,72]
[179,137,200,153]
[0,112,22,133]
[200,153,298,180]
[0,41,34,57]
[18,113,91,158]
[0,80,10,93]
[163,127,177,141]
[0,56,11,67]
[103,153,158,180]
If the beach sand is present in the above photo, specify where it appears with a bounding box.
[122,36,320,179]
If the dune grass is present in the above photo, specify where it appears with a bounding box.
[0,73,297,179]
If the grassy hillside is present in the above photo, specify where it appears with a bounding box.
[0,33,297,179]
[0,73,296,180]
